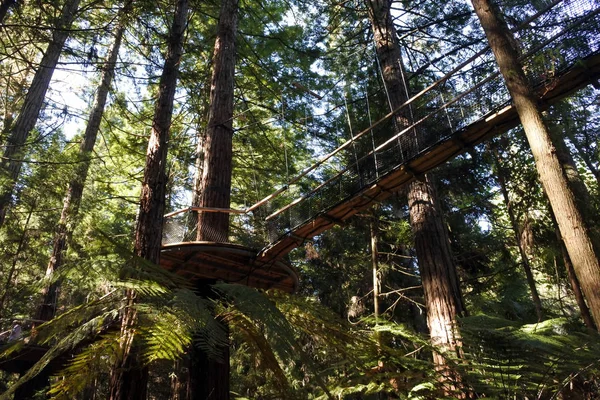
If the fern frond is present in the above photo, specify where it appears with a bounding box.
[459,316,600,398]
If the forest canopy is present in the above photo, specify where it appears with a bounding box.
[0,0,599,398]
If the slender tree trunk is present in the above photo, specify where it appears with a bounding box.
[0,200,34,317]
[548,210,596,330]
[471,0,600,331]
[0,0,81,227]
[366,0,466,392]
[190,0,238,398]
[0,0,16,25]
[557,227,596,330]
[36,1,131,322]
[196,0,239,243]
[108,1,187,399]
[370,214,380,325]
[492,147,544,321]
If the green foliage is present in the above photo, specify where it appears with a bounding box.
[460,316,600,398]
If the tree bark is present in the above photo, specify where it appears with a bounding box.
[557,226,596,330]
[548,210,596,330]
[408,177,466,388]
[370,214,380,325]
[108,1,188,399]
[190,0,239,398]
[0,0,81,227]
[36,0,131,322]
[492,146,544,321]
[366,0,466,392]
[196,0,239,243]
[471,0,600,331]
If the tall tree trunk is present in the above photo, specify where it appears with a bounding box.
[36,1,131,322]
[548,210,596,330]
[0,0,16,25]
[190,0,238,398]
[471,0,600,331]
[196,0,239,243]
[0,0,81,227]
[492,146,544,321]
[366,0,466,392]
[557,226,596,330]
[108,1,188,399]
[407,177,466,388]
[370,214,380,325]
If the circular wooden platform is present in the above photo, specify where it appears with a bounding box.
[160,242,299,293]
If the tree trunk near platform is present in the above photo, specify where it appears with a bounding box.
[36,0,131,323]
[366,0,467,394]
[196,0,239,243]
[471,0,600,331]
[190,0,239,398]
[108,0,188,399]
[407,177,466,393]
[0,0,81,228]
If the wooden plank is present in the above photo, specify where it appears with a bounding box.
[160,243,298,292]
[259,54,600,262]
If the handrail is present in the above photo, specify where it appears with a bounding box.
[164,0,596,224]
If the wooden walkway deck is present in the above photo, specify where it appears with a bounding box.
[257,53,600,262]
[161,242,298,292]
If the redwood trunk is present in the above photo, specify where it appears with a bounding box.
[472,0,600,330]
[196,0,239,243]
[108,1,188,399]
[557,226,596,330]
[0,0,81,227]
[190,0,239,398]
[408,178,465,384]
[548,210,596,330]
[366,0,466,389]
[37,1,131,322]
[370,215,380,324]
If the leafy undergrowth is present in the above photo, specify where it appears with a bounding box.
[459,315,600,399]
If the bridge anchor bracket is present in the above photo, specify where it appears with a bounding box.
[401,164,425,182]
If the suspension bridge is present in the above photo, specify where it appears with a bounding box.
[160,0,600,293]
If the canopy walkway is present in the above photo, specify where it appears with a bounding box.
[160,0,600,291]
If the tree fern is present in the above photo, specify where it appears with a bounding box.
[459,315,600,398]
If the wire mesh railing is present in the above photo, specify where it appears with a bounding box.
[261,0,600,241]
[162,0,600,253]
[162,208,273,249]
